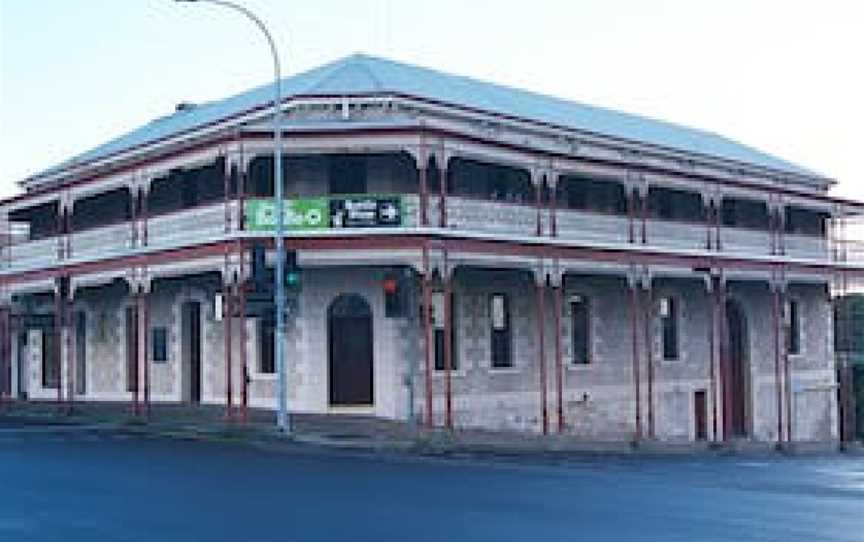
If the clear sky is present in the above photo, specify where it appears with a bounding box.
[1,0,862,204]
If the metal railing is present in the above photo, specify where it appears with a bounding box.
[0,194,853,273]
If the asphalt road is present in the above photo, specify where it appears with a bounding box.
[1,431,862,542]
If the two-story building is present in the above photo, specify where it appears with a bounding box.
[1,54,863,443]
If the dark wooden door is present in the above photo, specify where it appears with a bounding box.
[75,312,86,395]
[694,390,707,441]
[725,300,748,438]
[187,302,202,404]
[328,295,373,405]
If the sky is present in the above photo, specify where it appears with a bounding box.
[1,0,863,207]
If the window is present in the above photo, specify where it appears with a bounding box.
[259,311,276,374]
[721,198,770,230]
[559,177,627,215]
[152,327,168,363]
[329,155,367,195]
[648,187,705,223]
[785,207,827,237]
[432,291,458,371]
[42,329,59,389]
[787,300,801,355]
[660,297,679,361]
[449,159,532,203]
[490,294,512,368]
[570,295,590,364]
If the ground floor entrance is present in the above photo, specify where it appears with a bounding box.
[723,299,750,439]
[182,301,202,404]
[328,294,373,406]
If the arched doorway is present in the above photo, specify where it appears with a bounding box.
[328,294,373,406]
[723,299,750,438]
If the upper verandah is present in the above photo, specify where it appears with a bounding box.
[16,53,833,195]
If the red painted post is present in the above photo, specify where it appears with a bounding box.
[239,275,248,424]
[535,175,543,237]
[537,280,548,435]
[554,284,564,433]
[629,282,642,441]
[627,190,636,244]
[419,164,428,227]
[131,292,139,417]
[55,283,63,409]
[439,163,448,228]
[66,288,74,414]
[223,155,231,235]
[141,187,149,248]
[224,284,233,421]
[719,284,730,440]
[142,290,150,419]
[709,278,718,442]
[706,202,714,250]
[443,274,453,430]
[772,285,783,444]
[715,198,723,252]
[640,190,648,244]
[783,289,793,443]
[422,248,433,429]
[550,177,558,238]
[645,286,654,439]
[0,307,9,403]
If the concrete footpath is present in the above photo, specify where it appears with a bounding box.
[1,401,861,461]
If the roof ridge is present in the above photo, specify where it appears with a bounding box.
[25,53,824,183]
[295,53,385,95]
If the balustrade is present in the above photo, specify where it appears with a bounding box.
[445,197,536,237]
[69,222,133,261]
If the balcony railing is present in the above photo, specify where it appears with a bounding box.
[69,222,134,262]
[6,237,60,272]
[720,227,772,257]
[147,202,228,251]
[785,234,829,260]
[445,196,536,237]
[556,209,629,245]
[646,219,708,251]
[0,193,848,274]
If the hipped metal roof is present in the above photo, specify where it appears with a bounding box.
[39,53,821,180]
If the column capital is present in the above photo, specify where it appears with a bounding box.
[627,264,652,290]
[59,190,74,214]
[431,142,454,171]
[424,242,453,281]
[124,267,152,295]
[624,172,648,197]
[531,258,563,287]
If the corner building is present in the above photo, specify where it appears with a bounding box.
[2,54,863,443]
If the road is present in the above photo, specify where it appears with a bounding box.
[1,431,862,541]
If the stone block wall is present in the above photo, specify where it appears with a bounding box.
[11,267,839,443]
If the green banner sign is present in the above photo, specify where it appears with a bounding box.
[245,198,329,231]
[245,196,405,231]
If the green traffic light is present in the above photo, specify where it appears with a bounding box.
[286,272,301,287]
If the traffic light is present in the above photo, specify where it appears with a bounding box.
[285,250,301,289]
[383,269,414,318]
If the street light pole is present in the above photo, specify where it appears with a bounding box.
[175,0,290,433]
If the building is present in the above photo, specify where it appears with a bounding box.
[1,54,863,443]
